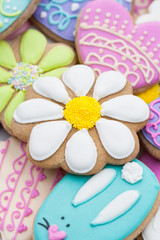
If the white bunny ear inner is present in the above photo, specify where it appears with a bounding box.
[91,190,140,226]
[72,168,117,206]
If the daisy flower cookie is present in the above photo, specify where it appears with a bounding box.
[0,29,76,134]
[12,65,149,175]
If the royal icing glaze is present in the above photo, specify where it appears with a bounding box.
[0,29,75,129]
[33,0,132,43]
[142,206,160,240]
[34,160,160,240]
[76,0,160,91]
[139,152,160,240]
[33,0,92,42]
[73,168,117,206]
[142,97,160,150]
[91,190,140,226]
[0,0,31,34]
[121,162,143,184]
[65,129,97,174]
[13,66,149,174]
[0,137,64,240]
[136,0,160,24]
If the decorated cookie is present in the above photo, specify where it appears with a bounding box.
[0,28,76,135]
[32,0,92,46]
[136,0,160,24]
[76,0,160,94]
[134,0,152,17]
[0,136,64,240]
[137,152,160,240]
[141,206,160,240]
[12,65,149,175]
[0,0,40,39]
[32,0,133,46]
[137,84,160,104]
[34,160,160,240]
[141,97,160,160]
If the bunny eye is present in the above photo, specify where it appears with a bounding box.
[66,224,70,228]
[61,216,65,220]
[38,217,50,230]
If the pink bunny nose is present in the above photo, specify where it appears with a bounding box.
[48,225,66,240]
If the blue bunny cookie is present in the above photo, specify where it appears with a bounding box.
[34,160,160,240]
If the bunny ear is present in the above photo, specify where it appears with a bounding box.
[72,168,116,206]
[91,190,140,226]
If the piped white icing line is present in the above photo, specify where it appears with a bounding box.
[121,162,143,184]
[136,0,160,24]
[65,129,97,174]
[143,206,160,240]
[29,121,72,161]
[93,71,127,101]
[91,190,140,225]
[73,168,117,206]
[62,65,95,96]
[96,118,135,159]
[13,99,63,124]
[101,95,149,123]
[33,76,71,104]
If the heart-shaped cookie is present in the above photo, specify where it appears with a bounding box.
[76,0,160,93]
[32,0,132,46]
[0,136,64,240]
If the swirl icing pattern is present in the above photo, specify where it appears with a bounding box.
[142,97,160,150]
[33,0,132,43]
[0,137,64,240]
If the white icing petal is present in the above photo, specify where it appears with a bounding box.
[65,129,97,174]
[13,99,63,124]
[73,168,116,206]
[101,95,149,123]
[91,190,140,225]
[62,65,95,96]
[143,206,160,240]
[33,76,71,104]
[93,71,127,101]
[121,162,143,184]
[29,121,71,161]
[96,118,135,159]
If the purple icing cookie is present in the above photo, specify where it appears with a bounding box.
[142,97,160,150]
[33,0,132,43]
[33,0,92,42]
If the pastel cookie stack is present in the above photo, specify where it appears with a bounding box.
[0,0,160,239]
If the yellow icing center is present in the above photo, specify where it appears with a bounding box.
[63,96,101,130]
